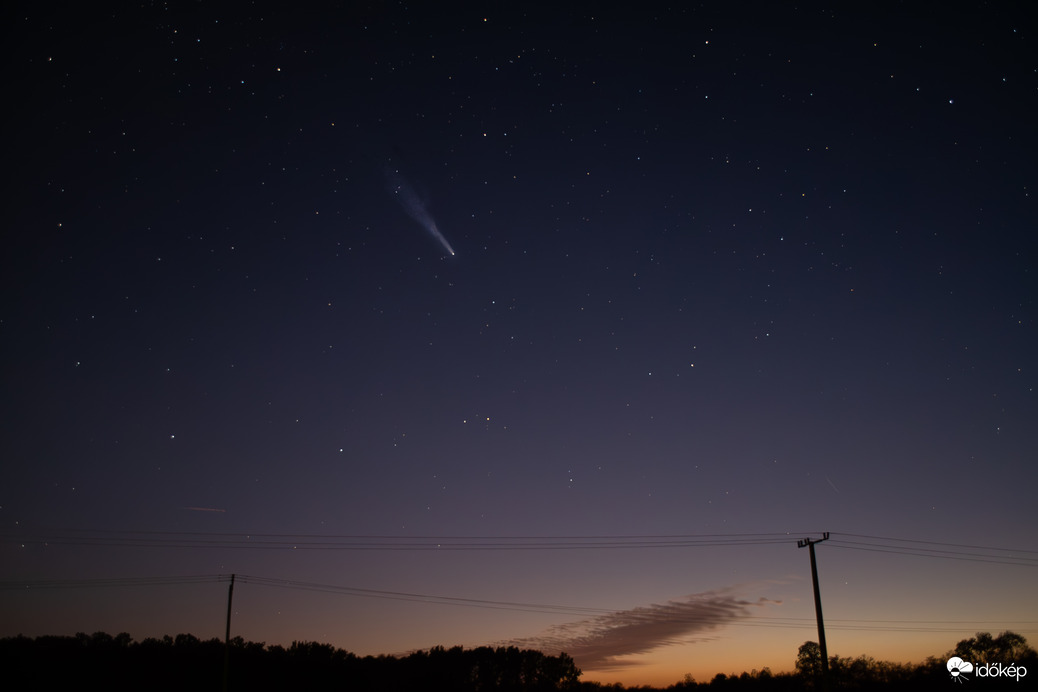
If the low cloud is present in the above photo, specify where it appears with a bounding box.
[508,588,778,672]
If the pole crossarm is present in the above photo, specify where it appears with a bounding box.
[797,531,830,549]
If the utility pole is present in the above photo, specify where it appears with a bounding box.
[224,573,235,692]
[798,533,830,688]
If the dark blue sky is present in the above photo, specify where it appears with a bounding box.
[3,2,1036,685]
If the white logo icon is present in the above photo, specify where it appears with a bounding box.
[947,657,974,683]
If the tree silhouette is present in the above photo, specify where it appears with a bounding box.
[795,641,823,681]
[950,630,1038,665]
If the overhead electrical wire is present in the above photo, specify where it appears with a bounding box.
[826,532,1038,568]
[4,572,1032,634]
[2,529,1035,566]
[2,530,1033,642]
[237,574,615,617]
[236,575,1038,632]
[0,574,226,590]
[0,530,800,551]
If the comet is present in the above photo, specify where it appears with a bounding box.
[384,165,455,256]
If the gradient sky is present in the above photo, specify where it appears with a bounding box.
[2,2,1036,686]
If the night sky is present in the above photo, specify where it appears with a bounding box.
[2,2,1036,686]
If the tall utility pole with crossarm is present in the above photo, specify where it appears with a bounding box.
[224,573,235,692]
[798,532,830,688]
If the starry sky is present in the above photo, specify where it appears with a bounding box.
[2,2,1036,686]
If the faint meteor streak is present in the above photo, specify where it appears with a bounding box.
[384,165,456,256]
[183,506,226,513]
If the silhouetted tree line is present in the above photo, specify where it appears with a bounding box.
[0,633,580,692]
[651,630,1036,692]
[1,630,1033,691]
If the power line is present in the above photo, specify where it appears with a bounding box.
[831,532,1038,554]
[0,574,225,590]
[828,542,1038,567]
[0,529,803,551]
[3,572,1034,635]
[826,533,1038,567]
[237,574,614,617]
[3,528,1035,565]
[241,574,1034,633]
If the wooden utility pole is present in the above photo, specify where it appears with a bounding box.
[223,573,235,692]
[798,533,830,688]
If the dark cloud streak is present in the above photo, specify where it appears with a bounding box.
[509,589,778,671]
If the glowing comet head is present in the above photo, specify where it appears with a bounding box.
[428,223,456,257]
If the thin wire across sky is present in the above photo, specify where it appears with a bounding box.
[3,530,1035,640]
[3,529,1037,566]
[2,572,1034,635]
